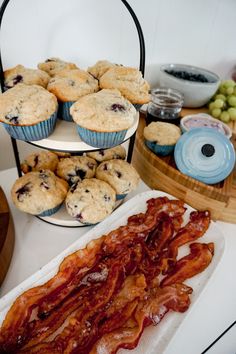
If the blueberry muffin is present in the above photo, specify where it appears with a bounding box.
[144,121,181,156]
[70,89,136,148]
[99,66,150,105]
[38,57,78,77]
[66,178,116,224]
[21,150,59,174]
[4,65,50,89]
[87,60,117,80]
[86,145,126,163]
[96,159,140,199]
[47,69,99,121]
[56,156,97,186]
[11,170,69,216]
[0,84,58,141]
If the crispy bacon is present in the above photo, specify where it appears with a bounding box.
[161,243,214,287]
[0,197,214,354]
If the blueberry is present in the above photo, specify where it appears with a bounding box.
[13,75,23,85]
[103,163,108,171]
[68,79,75,86]
[110,103,126,112]
[104,194,110,202]
[115,170,122,178]
[75,168,86,179]
[85,189,90,193]
[5,114,19,125]
[34,155,39,167]
[16,182,32,201]
[76,213,83,221]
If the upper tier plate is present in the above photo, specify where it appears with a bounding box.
[27,112,139,152]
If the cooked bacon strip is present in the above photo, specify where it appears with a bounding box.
[161,242,214,287]
[90,283,192,354]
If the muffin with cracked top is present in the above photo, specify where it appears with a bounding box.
[47,69,99,121]
[0,83,58,141]
[38,57,78,77]
[70,89,136,148]
[21,150,59,174]
[66,178,116,224]
[99,66,150,106]
[87,145,126,163]
[4,65,50,89]
[56,156,97,186]
[96,159,140,200]
[11,170,69,216]
[87,60,117,80]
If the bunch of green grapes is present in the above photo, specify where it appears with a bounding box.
[208,80,236,122]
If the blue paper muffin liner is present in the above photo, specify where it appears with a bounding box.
[2,110,57,141]
[58,101,74,122]
[77,125,127,148]
[133,104,142,111]
[145,140,175,156]
[38,203,62,217]
[116,193,127,201]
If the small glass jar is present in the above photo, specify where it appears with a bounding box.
[146,88,184,125]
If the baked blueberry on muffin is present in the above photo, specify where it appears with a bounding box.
[56,156,97,186]
[47,69,99,121]
[96,159,140,199]
[65,178,116,224]
[99,66,150,105]
[11,170,68,216]
[38,57,78,77]
[87,60,117,80]
[4,65,50,89]
[70,89,136,148]
[0,84,58,141]
[21,150,59,174]
[144,121,181,156]
[86,145,126,163]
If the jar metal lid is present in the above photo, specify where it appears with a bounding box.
[174,127,235,184]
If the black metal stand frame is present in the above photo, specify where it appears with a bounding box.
[0,0,145,176]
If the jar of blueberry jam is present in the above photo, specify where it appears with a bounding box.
[146,88,184,125]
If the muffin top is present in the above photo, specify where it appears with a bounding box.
[66,178,116,224]
[47,69,99,102]
[99,66,150,104]
[0,84,58,125]
[11,170,69,215]
[21,150,59,174]
[87,60,117,80]
[4,65,50,89]
[56,156,97,186]
[144,122,181,145]
[86,145,126,162]
[38,57,78,76]
[70,89,136,132]
[96,159,140,195]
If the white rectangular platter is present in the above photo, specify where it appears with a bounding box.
[0,190,225,354]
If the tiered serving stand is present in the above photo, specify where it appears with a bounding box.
[0,0,146,227]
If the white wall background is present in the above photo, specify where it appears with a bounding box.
[0,0,236,171]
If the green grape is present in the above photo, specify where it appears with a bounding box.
[227,95,236,107]
[208,102,215,112]
[214,94,226,102]
[220,111,230,123]
[223,79,235,88]
[219,85,227,95]
[234,86,236,95]
[211,108,221,118]
[228,107,236,120]
[213,98,224,108]
[226,87,234,95]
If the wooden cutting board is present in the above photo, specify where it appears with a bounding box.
[0,187,14,286]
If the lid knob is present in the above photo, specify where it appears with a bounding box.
[201,144,215,157]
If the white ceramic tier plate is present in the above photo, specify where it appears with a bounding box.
[0,190,225,354]
[38,198,124,227]
[28,112,139,152]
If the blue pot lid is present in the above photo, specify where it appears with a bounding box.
[174,127,235,184]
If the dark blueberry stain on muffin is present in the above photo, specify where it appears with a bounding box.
[115,170,122,178]
[104,194,110,202]
[75,168,86,179]
[99,150,105,156]
[70,182,78,193]
[76,213,83,221]
[13,75,23,85]
[16,182,32,202]
[103,163,108,171]
[87,162,95,170]
[34,155,39,167]
[68,79,75,87]
[85,189,90,193]
[39,171,48,179]
[5,115,19,125]
[40,181,49,190]
[110,103,126,112]
[45,58,56,62]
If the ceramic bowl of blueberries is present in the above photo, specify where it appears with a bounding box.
[159,64,220,108]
